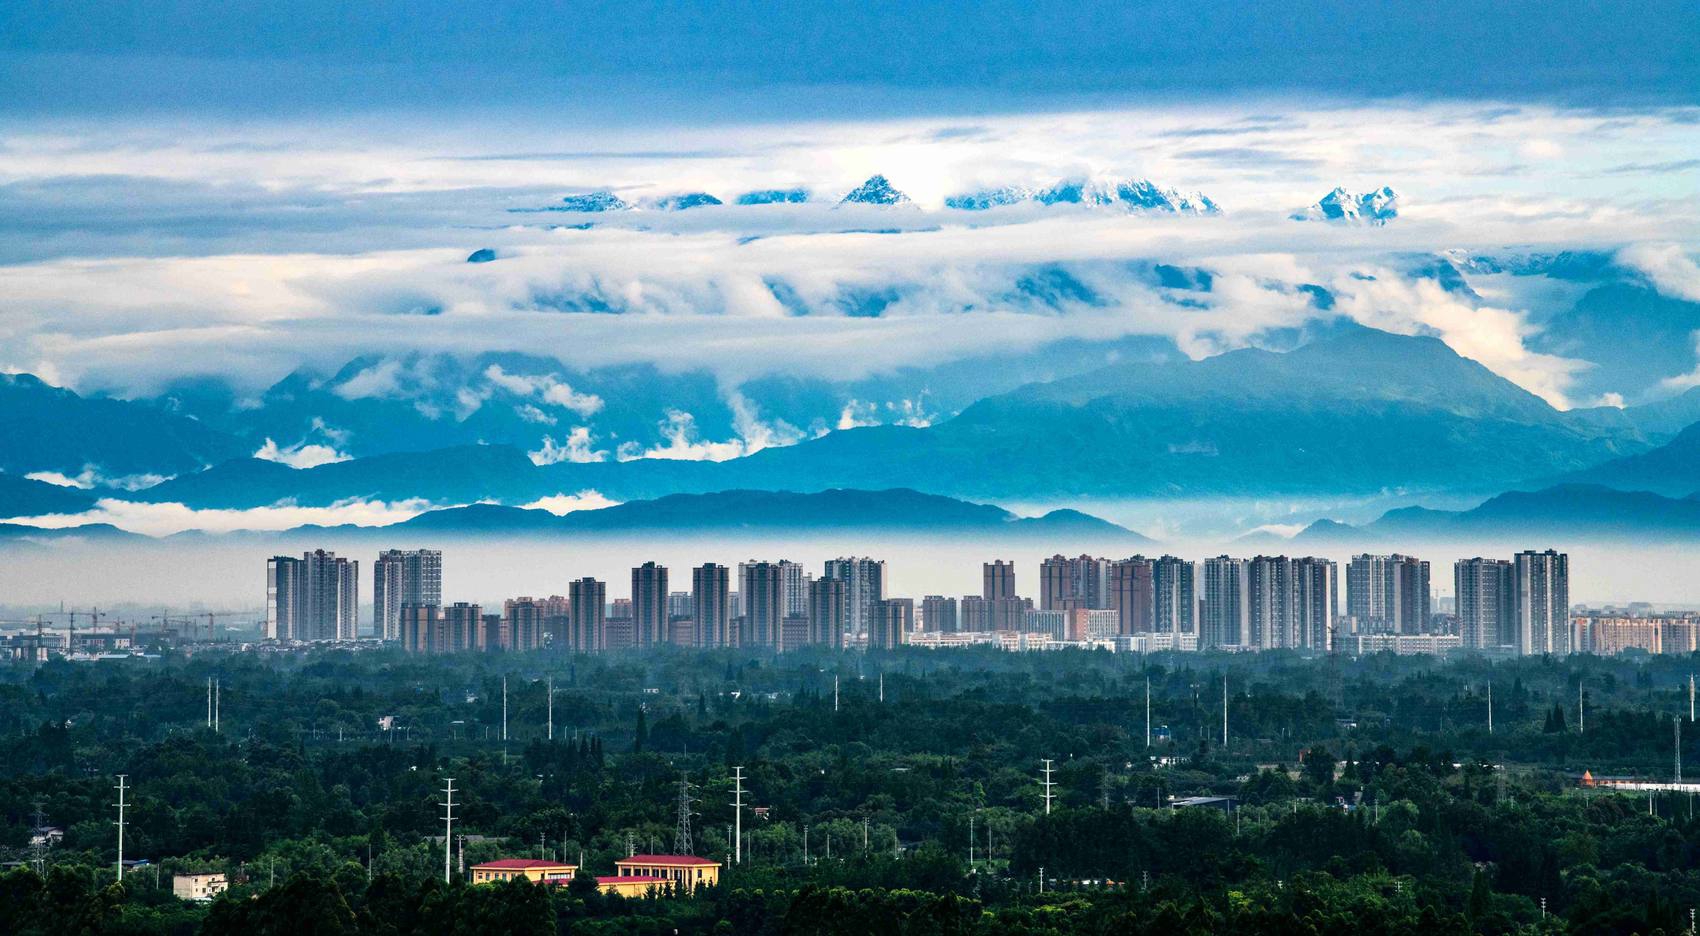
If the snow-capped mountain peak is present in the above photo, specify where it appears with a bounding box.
[839,175,911,206]
[558,191,632,212]
[650,192,724,211]
[1292,186,1399,224]
[945,176,1221,215]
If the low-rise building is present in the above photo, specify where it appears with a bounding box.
[612,854,721,893]
[595,875,671,897]
[173,872,227,901]
[469,859,578,885]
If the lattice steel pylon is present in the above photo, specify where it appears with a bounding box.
[675,775,696,855]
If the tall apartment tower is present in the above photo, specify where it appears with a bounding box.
[1246,556,1294,650]
[1514,549,1570,655]
[374,548,442,642]
[504,597,546,651]
[568,578,606,652]
[983,561,1016,601]
[1201,556,1249,649]
[807,577,847,649]
[823,557,885,635]
[266,549,358,642]
[1347,554,1430,634]
[780,560,807,617]
[444,602,481,653]
[692,563,731,649]
[1152,556,1196,635]
[398,602,439,653]
[871,598,914,650]
[1039,555,1110,610]
[922,595,959,634]
[1455,558,1515,651]
[631,562,669,648]
[1293,557,1338,651]
[1110,557,1155,635]
[741,561,787,647]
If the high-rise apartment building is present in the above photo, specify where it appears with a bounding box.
[1293,557,1338,651]
[1039,555,1111,610]
[398,602,439,653]
[1347,554,1431,634]
[780,560,807,618]
[266,550,358,642]
[983,561,1016,601]
[568,578,606,652]
[1246,556,1293,650]
[444,602,481,653]
[823,557,885,635]
[504,597,546,651]
[1201,556,1249,648]
[1455,558,1515,651]
[374,549,442,642]
[1152,556,1196,635]
[871,598,914,650]
[692,563,731,648]
[631,562,669,648]
[1514,549,1570,655]
[922,595,959,634]
[1110,557,1155,635]
[807,577,847,649]
[741,561,787,647]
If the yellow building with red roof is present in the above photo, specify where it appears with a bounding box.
[469,858,577,884]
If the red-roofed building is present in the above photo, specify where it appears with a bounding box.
[613,855,721,892]
[469,859,577,884]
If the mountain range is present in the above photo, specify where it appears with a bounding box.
[945,177,1220,214]
[1292,186,1399,224]
[1289,483,1700,544]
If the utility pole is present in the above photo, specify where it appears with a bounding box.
[879,672,884,703]
[1145,676,1151,748]
[114,775,129,881]
[1040,759,1055,815]
[1488,683,1494,734]
[207,677,213,728]
[502,676,509,742]
[834,675,840,712]
[547,676,553,741]
[1222,674,1229,747]
[730,767,746,864]
[440,778,456,883]
[1678,718,1683,784]
[1579,681,1585,734]
[1690,674,1695,723]
[969,814,976,866]
[214,678,220,733]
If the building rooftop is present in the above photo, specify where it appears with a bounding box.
[617,854,719,866]
[472,859,577,870]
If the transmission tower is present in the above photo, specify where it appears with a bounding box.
[29,800,49,874]
[113,775,129,881]
[674,775,696,855]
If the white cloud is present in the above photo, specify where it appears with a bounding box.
[1618,243,1700,303]
[519,490,620,515]
[515,403,556,425]
[253,438,352,469]
[483,364,604,417]
[5,497,434,536]
[25,465,171,491]
[1659,333,1700,393]
[528,427,607,465]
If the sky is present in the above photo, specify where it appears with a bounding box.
[3,2,1700,574]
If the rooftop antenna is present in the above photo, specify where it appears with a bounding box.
[731,766,746,864]
[113,774,129,881]
[440,778,456,882]
[674,775,695,855]
[1040,759,1055,815]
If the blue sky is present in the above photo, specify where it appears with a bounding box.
[3,1,1697,119]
